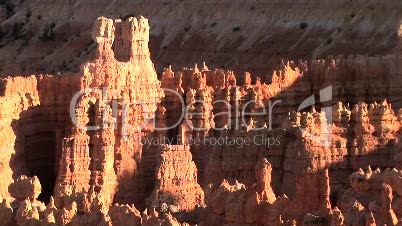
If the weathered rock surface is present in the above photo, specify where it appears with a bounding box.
[0,0,401,78]
[9,175,42,202]
[205,160,331,225]
[0,14,401,226]
[149,145,204,212]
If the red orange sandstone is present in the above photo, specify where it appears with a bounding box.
[0,14,400,226]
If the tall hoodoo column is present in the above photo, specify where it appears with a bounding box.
[54,16,163,208]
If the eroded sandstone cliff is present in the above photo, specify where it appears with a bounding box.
[0,14,401,226]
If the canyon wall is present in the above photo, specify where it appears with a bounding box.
[0,15,400,225]
[156,53,402,198]
[0,16,164,209]
[0,74,80,203]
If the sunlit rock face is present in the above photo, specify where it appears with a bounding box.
[148,145,204,212]
[0,16,163,211]
[0,13,401,226]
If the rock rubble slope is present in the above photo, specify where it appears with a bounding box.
[0,0,401,78]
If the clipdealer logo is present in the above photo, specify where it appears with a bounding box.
[69,86,332,148]
[139,134,280,149]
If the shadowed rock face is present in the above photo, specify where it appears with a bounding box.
[0,0,401,79]
[0,14,401,225]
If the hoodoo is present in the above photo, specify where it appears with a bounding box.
[0,2,400,224]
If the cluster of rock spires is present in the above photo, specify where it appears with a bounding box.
[0,16,401,225]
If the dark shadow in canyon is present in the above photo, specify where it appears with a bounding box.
[9,78,75,204]
[10,110,60,204]
[183,60,402,206]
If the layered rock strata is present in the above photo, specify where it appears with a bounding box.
[0,16,163,210]
[158,57,402,200]
[53,16,163,209]
[0,0,401,77]
[0,74,80,203]
[0,15,400,226]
